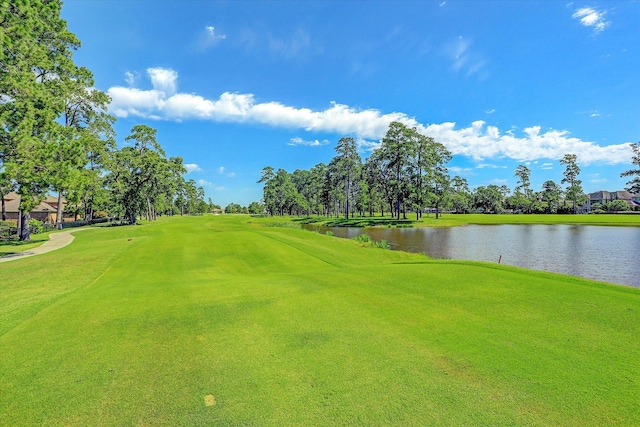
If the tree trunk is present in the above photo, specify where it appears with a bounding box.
[56,193,64,229]
[1,195,6,221]
[19,210,30,241]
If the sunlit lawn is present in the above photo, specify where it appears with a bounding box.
[1,215,638,425]
[0,234,49,256]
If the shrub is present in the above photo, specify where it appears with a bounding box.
[352,234,372,243]
[325,231,334,237]
[28,219,44,234]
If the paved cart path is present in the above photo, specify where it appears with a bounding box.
[0,228,91,263]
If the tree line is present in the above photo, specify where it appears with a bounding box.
[1,0,208,240]
[260,122,452,220]
[260,122,640,218]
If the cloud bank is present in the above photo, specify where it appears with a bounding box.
[109,68,632,165]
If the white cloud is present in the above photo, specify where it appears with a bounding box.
[476,163,507,169]
[541,163,554,170]
[201,25,226,49]
[217,166,236,177]
[356,138,381,152]
[147,67,178,96]
[449,166,473,174]
[185,163,202,173]
[288,137,329,147]
[197,179,212,187]
[572,7,609,33]
[124,71,139,86]
[108,67,633,165]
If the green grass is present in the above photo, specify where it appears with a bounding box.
[1,215,639,425]
[423,213,640,227]
[287,212,640,228]
[0,233,49,256]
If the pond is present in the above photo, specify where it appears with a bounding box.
[305,224,640,288]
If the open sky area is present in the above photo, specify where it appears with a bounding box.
[61,0,640,207]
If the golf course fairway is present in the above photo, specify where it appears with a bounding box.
[1,215,638,426]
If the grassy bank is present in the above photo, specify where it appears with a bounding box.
[293,212,640,228]
[1,215,638,425]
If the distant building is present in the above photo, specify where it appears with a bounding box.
[585,190,640,212]
[1,192,70,224]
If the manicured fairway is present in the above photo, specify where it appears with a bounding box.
[1,215,639,426]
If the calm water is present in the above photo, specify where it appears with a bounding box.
[305,224,640,288]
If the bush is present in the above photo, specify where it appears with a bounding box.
[28,219,44,234]
[604,200,630,212]
[352,234,372,243]
[325,231,334,237]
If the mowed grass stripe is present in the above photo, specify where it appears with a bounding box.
[1,215,639,426]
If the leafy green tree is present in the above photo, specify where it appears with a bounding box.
[247,201,263,214]
[364,148,394,216]
[362,153,385,216]
[333,137,361,218]
[308,163,327,215]
[513,165,533,213]
[1,0,81,239]
[105,125,168,224]
[381,122,413,219]
[541,180,562,213]
[620,141,640,195]
[449,176,471,214]
[427,142,452,219]
[473,185,504,214]
[52,67,114,227]
[291,169,313,216]
[258,166,276,215]
[560,154,585,214]
[604,199,630,212]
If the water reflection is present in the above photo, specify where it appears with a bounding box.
[305,224,639,288]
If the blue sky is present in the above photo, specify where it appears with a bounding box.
[61,0,640,207]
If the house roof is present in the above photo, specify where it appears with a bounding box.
[2,193,58,213]
[588,190,638,201]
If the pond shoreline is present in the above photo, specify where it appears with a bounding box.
[303,222,640,288]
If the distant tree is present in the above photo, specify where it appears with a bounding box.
[247,201,263,214]
[427,142,451,219]
[604,199,630,212]
[514,165,533,213]
[620,141,640,195]
[560,154,585,214]
[381,122,413,219]
[449,176,471,214]
[363,149,392,216]
[105,125,168,223]
[473,185,504,214]
[225,202,243,214]
[541,180,562,213]
[258,166,276,215]
[333,137,361,218]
